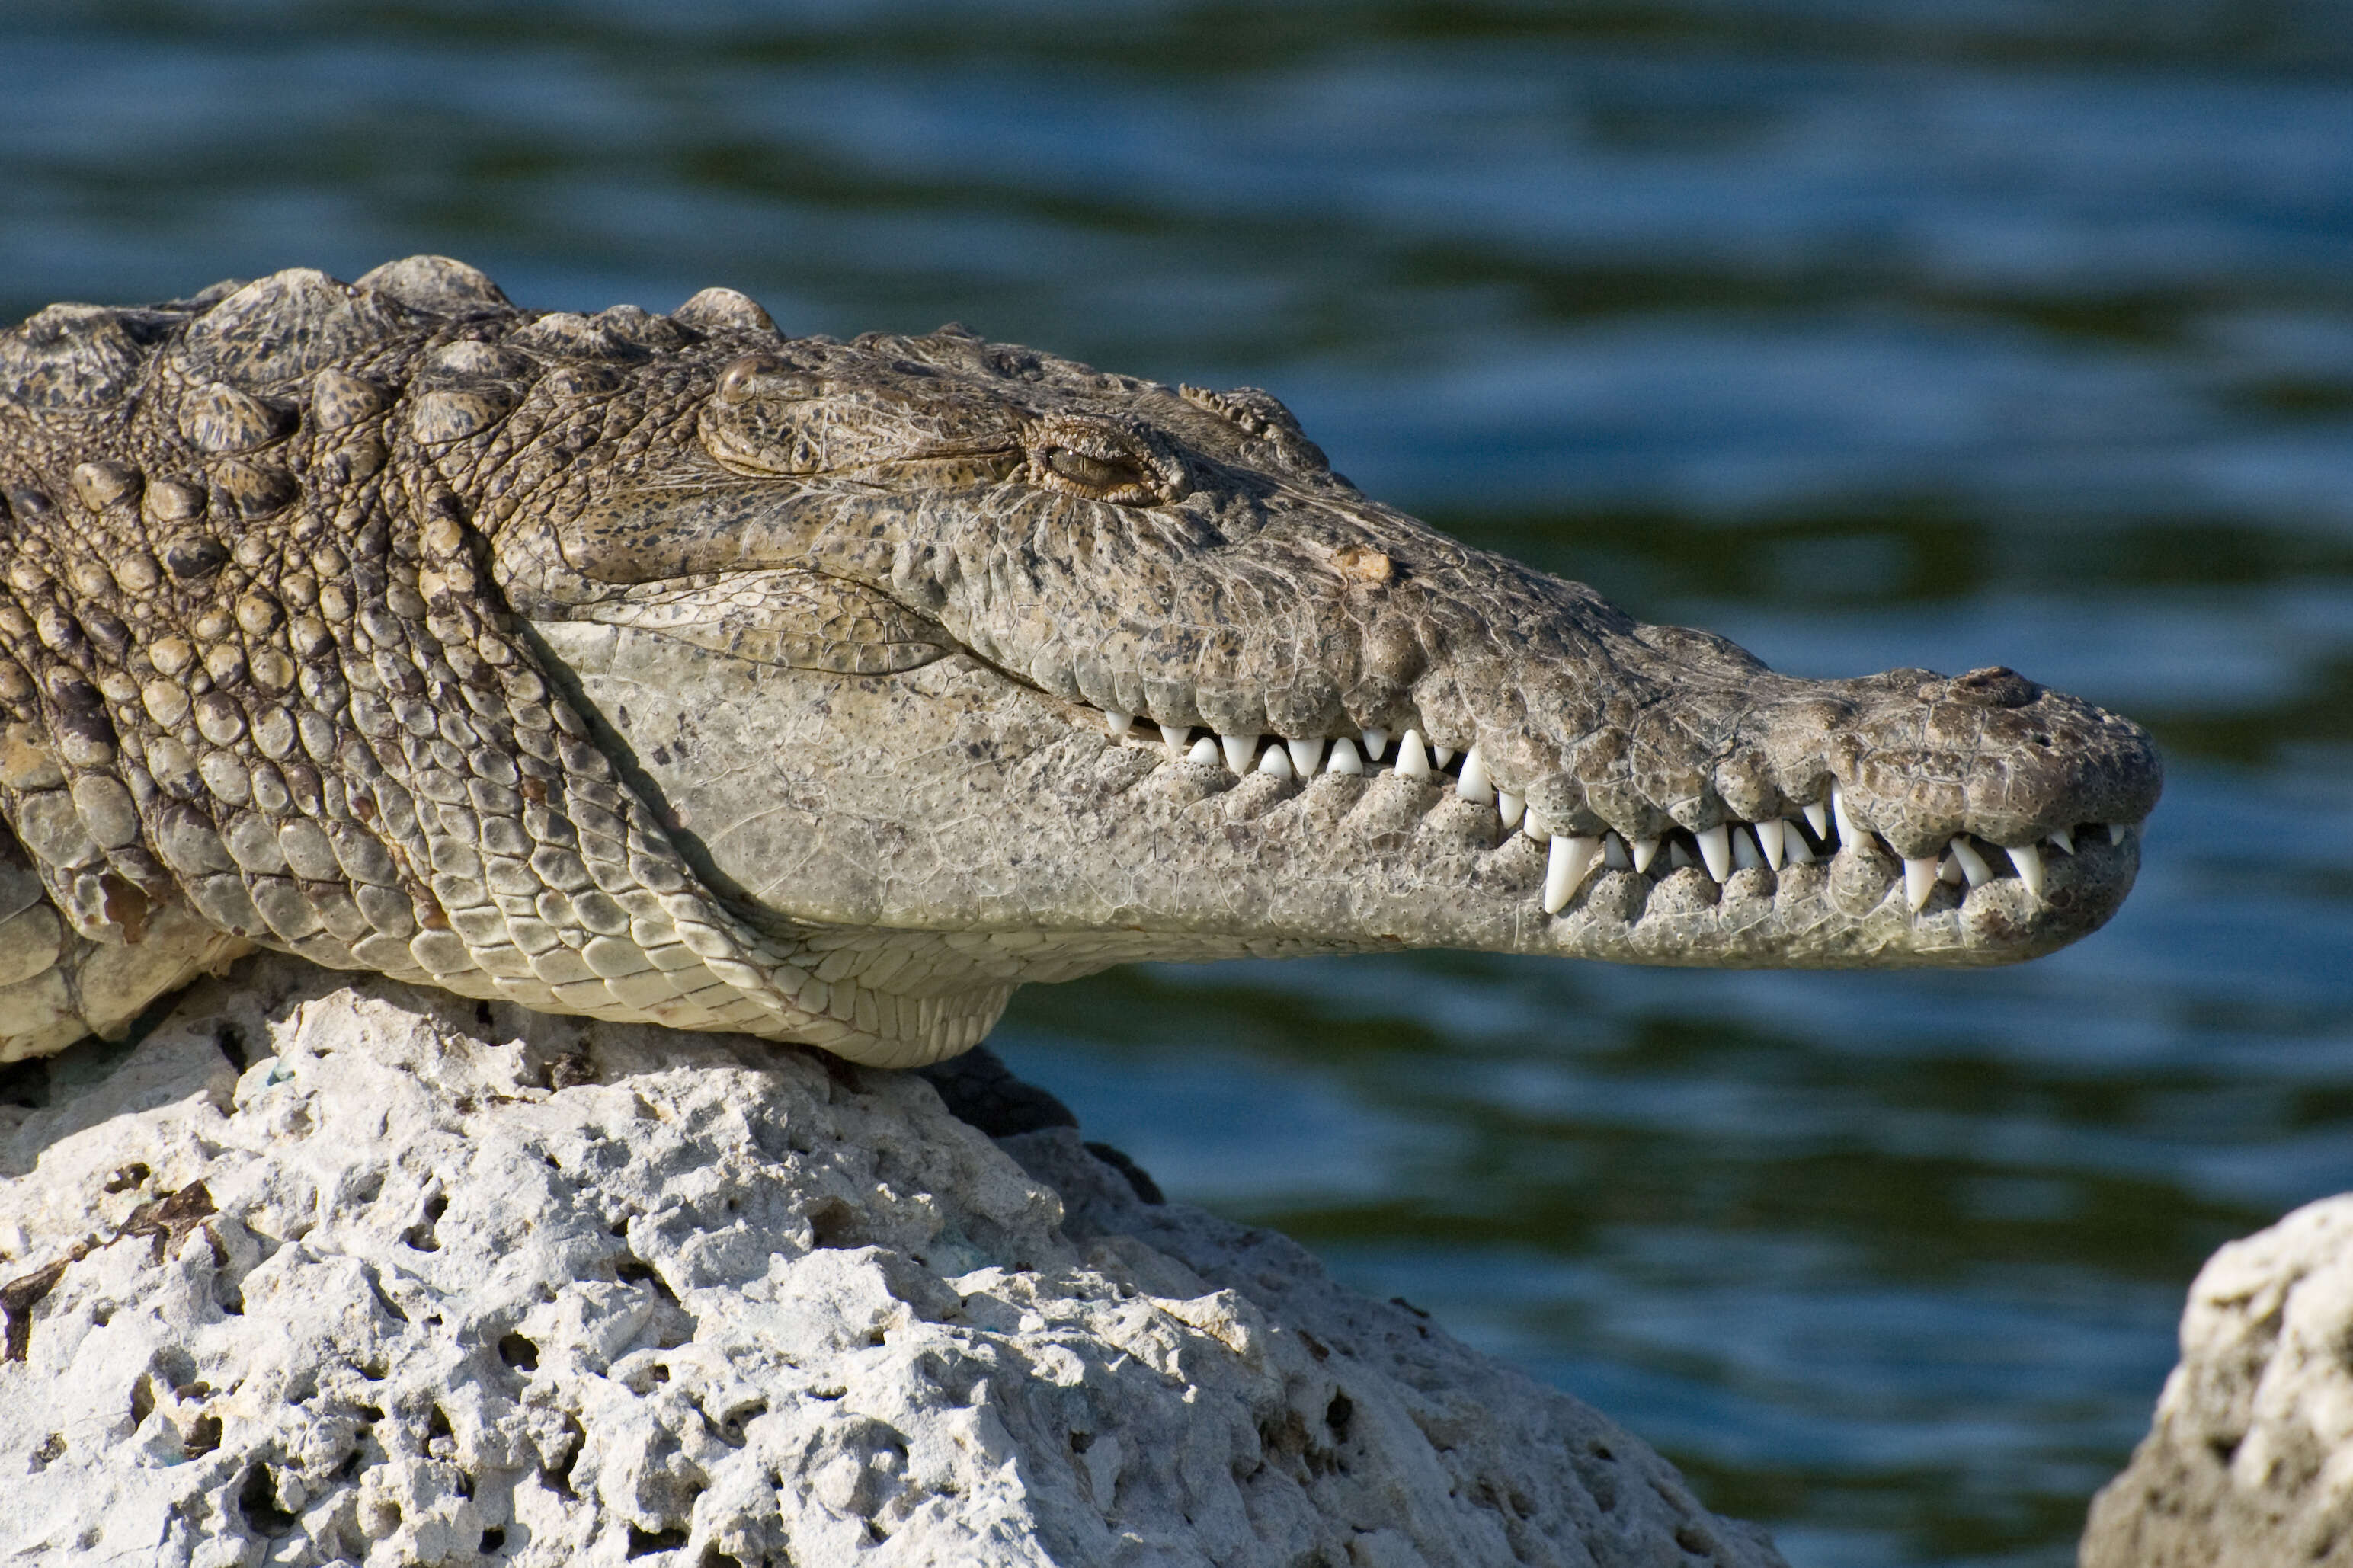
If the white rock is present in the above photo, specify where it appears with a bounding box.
[0,955,1785,1566]
[2084,1193,2353,1567]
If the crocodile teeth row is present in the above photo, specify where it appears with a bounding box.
[1100,712,2127,918]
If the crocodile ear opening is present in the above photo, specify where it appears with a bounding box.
[544,570,953,676]
[551,485,837,585]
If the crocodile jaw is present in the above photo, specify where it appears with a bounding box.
[530,610,2149,990]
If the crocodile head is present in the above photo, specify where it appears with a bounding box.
[0,261,2159,1067]
[496,312,2160,1062]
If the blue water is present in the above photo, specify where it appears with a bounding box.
[6,5,2353,1561]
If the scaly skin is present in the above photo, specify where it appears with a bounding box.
[0,259,2159,1067]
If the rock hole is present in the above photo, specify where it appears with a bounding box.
[102,1162,151,1194]
[480,1526,507,1553]
[697,1550,744,1568]
[130,1375,157,1426]
[183,1413,222,1458]
[1673,1523,1714,1554]
[238,1465,298,1538]
[2211,1436,2240,1464]
[1325,1391,1353,1444]
[806,1197,863,1250]
[1069,1429,1093,1454]
[404,1192,448,1252]
[338,1445,367,1480]
[626,1525,690,1557]
[91,1302,111,1327]
[30,1433,63,1470]
[546,1413,584,1499]
[475,1001,495,1031]
[426,1403,454,1442]
[498,1331,539,1371]
[650,1363,669,1383]
[216,1025,250,1074]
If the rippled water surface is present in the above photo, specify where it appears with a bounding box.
[7,4,2353,1562]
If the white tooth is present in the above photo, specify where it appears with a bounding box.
[2106,822,2127,845]
[1602,832,1631,870]
[1669,841,1694,871]
[1105,710,1132,738]
[2047,826,2075,854]
[1160,723,1189,757]
[1938,853,1964,885]
[1831,781,1860,848]
[1948,837,1992,888]
[1903,856,1938,910]
[1455,744,1497,805]
[1543,834,1602,914]
[1289,738,1326,776]
[2007,841,2045,898]
[1754,818,1785,870]
[1523,812,1555,843]
[1732,825,1764,873]
[1696,824,1732,882]
[1497,789,1525,830]
[1433,744,1455,768]
[1631,837,1660,874]
[1186,736,1220,766]
[1221,733,1254,774]
[1325,737,1365,776]
[1397,729,1433,780]
[1782,821,1817,864]
[1257,744,1294,779]
[1361,727,1390,761]
[1804,802,1830,840]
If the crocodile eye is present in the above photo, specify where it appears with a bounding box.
[1040,444,1149,495]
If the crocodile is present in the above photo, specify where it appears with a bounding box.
[0,258,2159,1069]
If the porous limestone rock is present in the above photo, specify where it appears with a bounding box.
[2082,1195,2353,1567]
[0,955,1786,1567]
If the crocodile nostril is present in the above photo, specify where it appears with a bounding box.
[1938,665,2040,709]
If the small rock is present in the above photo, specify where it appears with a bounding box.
[2084,1194,2353,1567]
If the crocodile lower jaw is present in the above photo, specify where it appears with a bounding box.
[1087,705,2143,932]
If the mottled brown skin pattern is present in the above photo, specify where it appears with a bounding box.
[0,258,2159,1067]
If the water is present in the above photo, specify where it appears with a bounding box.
[6,4,2352,1561]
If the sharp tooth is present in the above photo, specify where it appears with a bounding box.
[1185,736,1220,766]
[1257,744,1294,779]
[1396,728,1433,780]
[1288,738,1326,776]
[1631,837,1660,874]
[1669,840,1694,871]
[1433,744,1455,768]
[1696,824,1731,882]
[1221,733,1254,774]
[1543,834,1602,914]
[1732,825,1765,873]
[1938,854,1964,885]
[1105,710,1133,738]
[1455,744,1496,805]
[1524,812,1554,843]
[1782,820,1816,864]
[2107,822,2127,845]
[1160,722,1190,757]
[1754,818,1785,869]
[1602,832,1631,870]
[2007,841,2044,898]
[1903,856,1938,910]
[1497,789,1525,830]
[1325,737,1365,776]
[1804,802,1830,839]
[1361,727,1390,761]
[1948,837,1992,888]
[2047,826,2075,854]
[1831,781,1859,848]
